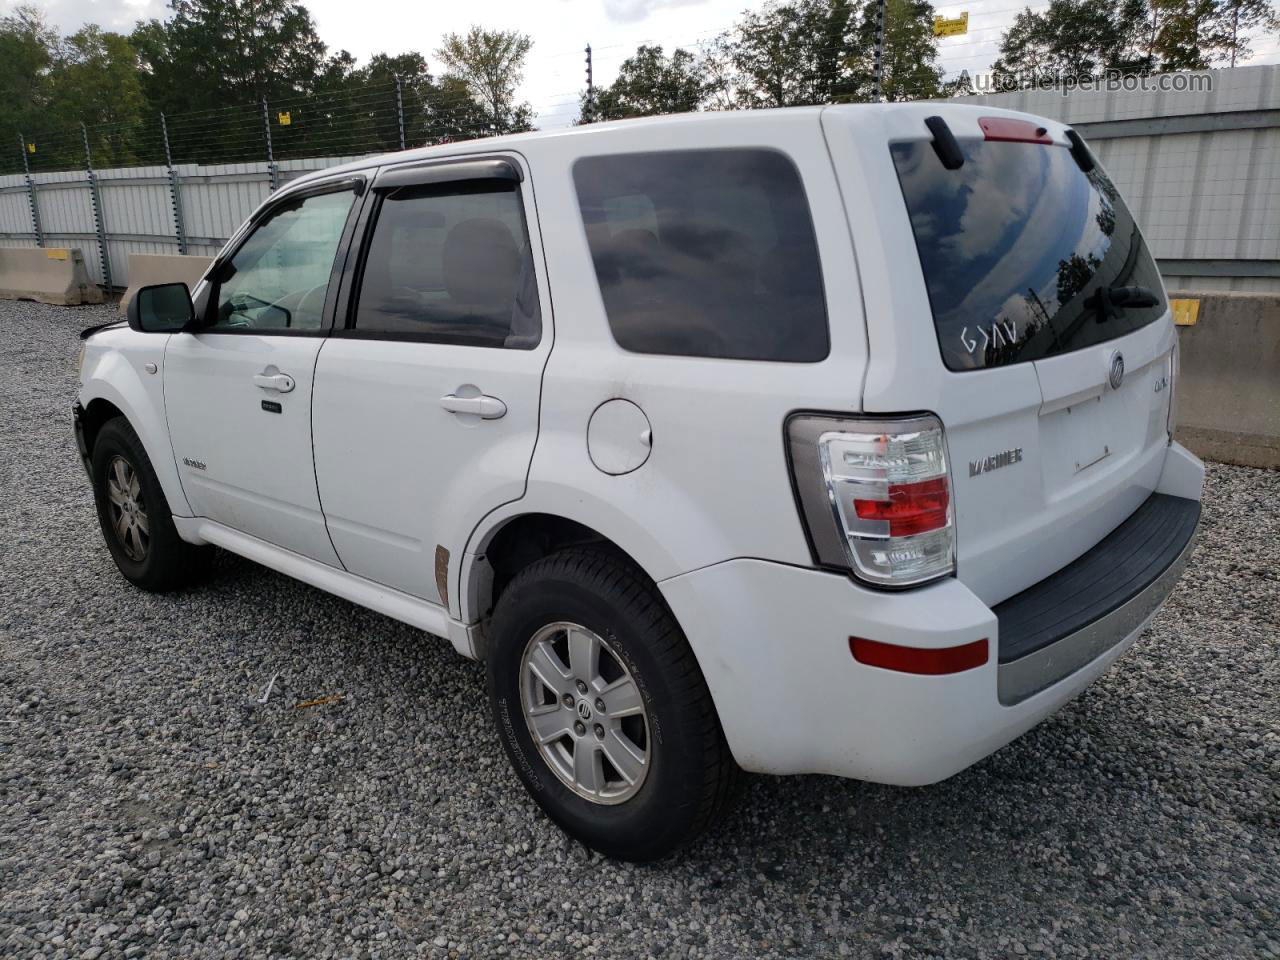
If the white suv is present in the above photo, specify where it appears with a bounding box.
[75,104,1203,860]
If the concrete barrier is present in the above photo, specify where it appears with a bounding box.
[0,248,104,305]
[1171,290,1280,470]
[118,254,214,315]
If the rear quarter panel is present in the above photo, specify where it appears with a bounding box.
[458,112,871,615]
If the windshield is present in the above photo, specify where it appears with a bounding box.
[890,139,1165,371]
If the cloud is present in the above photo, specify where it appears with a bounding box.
[602,0,707,24]
[9,0,170,34]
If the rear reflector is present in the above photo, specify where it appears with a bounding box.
[979,117,1052,144]
[850,636,989,675]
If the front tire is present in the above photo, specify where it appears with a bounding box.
[90,417,210,592]
[487,548,741,861]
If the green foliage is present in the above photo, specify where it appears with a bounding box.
[991,0,1277,80]
[134,0,328,113]
[855,0,946,100]
[719,0,865,107]
[436,27,534,134]
[586,45,706,121]
[0,6,55,143]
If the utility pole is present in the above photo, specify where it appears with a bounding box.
[584,44,595,122]
[17,133,42,248]
[261,97,278,191]
[160,113,188,255]
[394,75,407,150]
[871,0,887,103]
[82,122,113,292]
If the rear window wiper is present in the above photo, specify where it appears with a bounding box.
[1085,283,1160,322]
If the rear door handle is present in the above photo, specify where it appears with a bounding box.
[253,372,295,393]
[439,393,507,419]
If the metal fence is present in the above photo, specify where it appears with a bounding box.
[2,64,1277,293]
[0,156,364,288]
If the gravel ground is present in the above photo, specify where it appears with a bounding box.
[1,299,1277,960]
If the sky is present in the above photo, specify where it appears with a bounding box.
[11,0,1280,129]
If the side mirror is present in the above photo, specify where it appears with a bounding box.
[127,282,195,333]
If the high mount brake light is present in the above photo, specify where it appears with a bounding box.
[979,116,1052,144]
[787,414,956,587]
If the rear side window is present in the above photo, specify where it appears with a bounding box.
[891,139,1164,371]
[573,150,829,362]
[351,180,541,349]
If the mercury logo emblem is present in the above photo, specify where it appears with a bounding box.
[1108,351,1125,390]
[576,700,593,721]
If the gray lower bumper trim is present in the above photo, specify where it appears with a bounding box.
[997,522,1199,706]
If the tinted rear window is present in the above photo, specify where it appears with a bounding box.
[890,140,1164,371]
[573,150,829,362]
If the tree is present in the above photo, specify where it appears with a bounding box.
[132,0,329,117]
[1214,0,1278,65]
[49,26,151,166]
[587,45,706,121]
[991,0,1145,85]
[855,0,946,100]
[1157,0,1276,67]
[722,0,863,108]
[436,27,533,133]
[0,6,55,144]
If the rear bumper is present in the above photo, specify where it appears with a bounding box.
[659,442,1203,785]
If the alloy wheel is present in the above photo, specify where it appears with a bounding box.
[106,455,149,562]
[519,621,651,805]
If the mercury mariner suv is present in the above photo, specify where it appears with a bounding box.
[74,104,1203,860]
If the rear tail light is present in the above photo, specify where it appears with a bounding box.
[1167,337,1179,438]
[787,414,956,587]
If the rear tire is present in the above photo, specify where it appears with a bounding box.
[90,417,210,592]
[486,548,742,861]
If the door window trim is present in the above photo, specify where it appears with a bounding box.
[195,175,369,338]
[333,155,541,349]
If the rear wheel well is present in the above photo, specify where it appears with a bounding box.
[82,398,125,456]
[477,514,642,624]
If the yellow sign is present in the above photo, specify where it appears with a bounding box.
[277,111,292,126]
[26,142,35,154]
[46,249,68,261]
[1171,298,1200,326]
[934,12,969,36]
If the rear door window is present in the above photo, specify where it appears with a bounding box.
[573,149,829,362]
[890,139,1164,371]
[350,179,541,349]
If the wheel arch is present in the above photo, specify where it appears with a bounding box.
[79,361,192,517]
[461,512,656,632]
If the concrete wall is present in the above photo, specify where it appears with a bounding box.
[950,65,1280,294]
[1172,290,1280,469]
[0,247,103,305]
[118,253,214,315]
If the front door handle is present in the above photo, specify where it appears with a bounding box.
[253,372,296,393]
[440,393,507,420]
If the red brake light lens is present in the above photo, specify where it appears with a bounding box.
[853,477,950,537]
[979,116,1052,144]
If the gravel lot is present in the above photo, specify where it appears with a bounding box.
[1,299,1277,960]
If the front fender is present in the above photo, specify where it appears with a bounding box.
[80,341,192,517]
